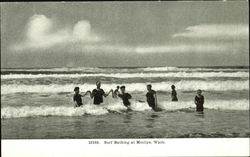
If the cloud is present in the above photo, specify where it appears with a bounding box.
[78,23,248,54]
[72,21,101,42]
[11,18,248,55]
[134,44,232,54]
[72,42,245,54]
[172,24,249,39]
[79,44,134,53]
[11,14,101,51]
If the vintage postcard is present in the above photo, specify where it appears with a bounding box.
[1,1,249,156]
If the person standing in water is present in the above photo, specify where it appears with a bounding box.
[146,84,158,111]
[90,81,112,105]
[117,86,132,108]
[194,89,205,112]
[171,85,178,101]
[112,86,120,98]
[73,87,91,107]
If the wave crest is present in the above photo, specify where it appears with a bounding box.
[1,71,248,79]
[1,100,248,119]
[1,80,248,94]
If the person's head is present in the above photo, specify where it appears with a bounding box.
[116,86,120,89]
[120,86,125,93]
[96,81,101,88]
[74,87,80,94]
[147,84,152,91]
[197,89,202,95]
[171,85,175,90]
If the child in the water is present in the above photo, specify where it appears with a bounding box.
[171,85,178,101]
[73,87,90,107]
[112,86,120,98]
[194,89,204,112]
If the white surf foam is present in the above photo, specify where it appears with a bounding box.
[1,67,102,72]
[142,67,248,72]
[1,80,248,94]
[1,99,248,119]
[142,67,181,71]
[1,105,107,119]
[105,100,151,112]
[1,71,248,79]
[158,99,249,111]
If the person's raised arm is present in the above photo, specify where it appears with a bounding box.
[113,89,119,98]
[90,90,94,98]
[82,90,91,97]
[104,89,113,97]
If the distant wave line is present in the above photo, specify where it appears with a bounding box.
[1,80,248,94]
[1,72,248,79]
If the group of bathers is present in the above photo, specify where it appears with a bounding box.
[73,81,205,112]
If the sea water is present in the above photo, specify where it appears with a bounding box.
[1,66,249,138]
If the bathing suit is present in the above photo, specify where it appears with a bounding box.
[73,94,83,107]
[146,90,157,110]
[118,93,132,107]
[92,89,105,105]
[171,90,178,101]
[195,95,204,112]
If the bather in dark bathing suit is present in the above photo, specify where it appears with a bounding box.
[146,90,157,110]
[118,93,132,107]
[73,94,83,107]
[92,89,105,105]
[112,89,119,98]
[171,90,178,101]
[195,95,204,112]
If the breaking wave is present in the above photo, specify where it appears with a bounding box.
[1,99,249,119]
[1,71,248,79]
[142,66,248,72]
[1,80,248,94]
[1,66,248,73]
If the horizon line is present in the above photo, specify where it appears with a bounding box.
[1,65,249,69]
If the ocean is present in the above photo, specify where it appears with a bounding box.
[1,66,249,138]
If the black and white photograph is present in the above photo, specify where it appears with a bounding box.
[1,1,249,156]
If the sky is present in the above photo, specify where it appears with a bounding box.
[1,1,249,68]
